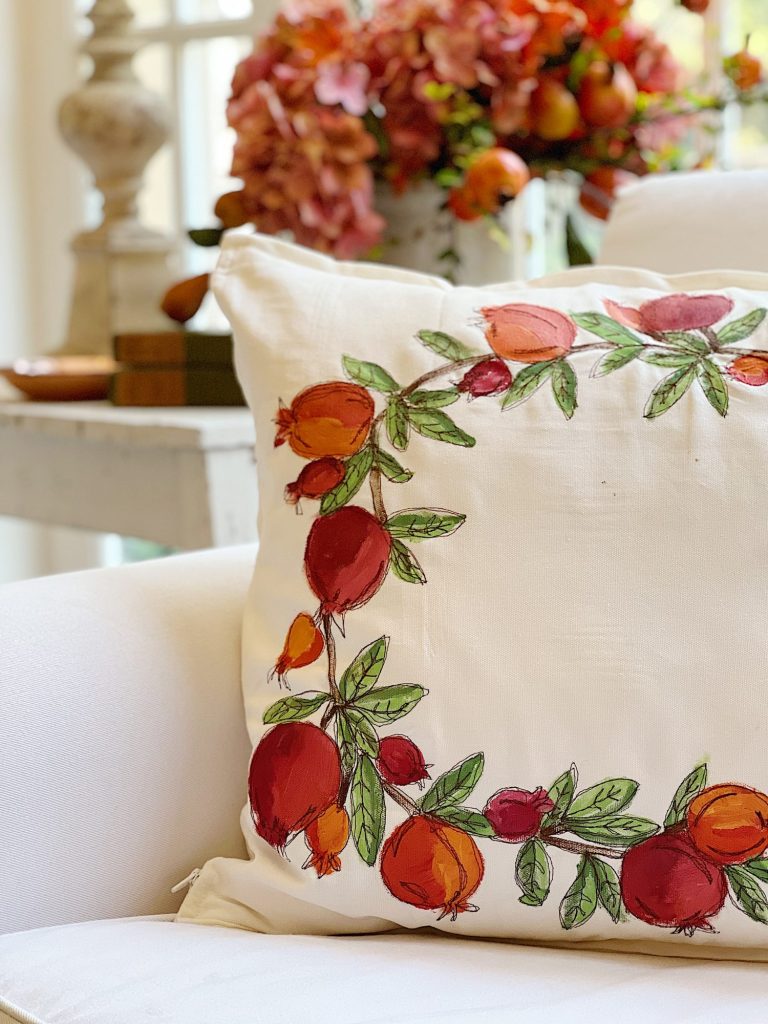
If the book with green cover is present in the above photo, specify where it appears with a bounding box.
[113,331,234,368]
[110,367,245,407]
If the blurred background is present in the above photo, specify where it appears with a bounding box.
[0,0,765,584]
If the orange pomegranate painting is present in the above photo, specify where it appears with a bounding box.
[245,292,768,935]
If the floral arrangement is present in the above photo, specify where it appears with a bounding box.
[246,289,768,934]
[213,0,765,260]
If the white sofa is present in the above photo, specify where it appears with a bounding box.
[2,170,768,1023]
[3,548,768,1024]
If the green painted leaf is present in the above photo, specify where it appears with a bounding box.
[421,753,484,813]
[343,708,380,757]
[339,636,388,701]
[386,399,410,451]
[342,355,400,393]
[572,312,644,348]
[660,332,711,355]
[697,358,729,417]
[319,447,373,514]
[639,350,701,368]
[354,684,427,724]
[718,308,767,346]
[389,538,427,585]
[559,856,598,930]
[551,360,578,420]
[386,508,466,542]
[336,714,356,777]
[263,691,330,725]
[745,858,768,883]
[643,364,697,419]
[515,838,552,907]
[663,763,708,828]
[590,345,642,378]
[567,816,659,847]
[433,805,495,837]
[567,779,638,822]
[541,765,578,829]
[726,865,768,925]
[501,361,555,410]
[350,754,386,866]
[416,329,476,361]
[408,408,476,447]
[593,857,623,923]
[407,388,460,409]
[188,227,223,247]
[375,450,413,483]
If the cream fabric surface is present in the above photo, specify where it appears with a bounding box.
[600,169,768,274]
[180,233,768,955]
[0,548,255,935]
[3,916,768,1024]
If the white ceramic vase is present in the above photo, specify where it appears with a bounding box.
[374,179,547,285]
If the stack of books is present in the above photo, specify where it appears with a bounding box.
[111,331,245,407]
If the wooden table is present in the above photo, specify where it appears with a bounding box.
[0,401,259,549]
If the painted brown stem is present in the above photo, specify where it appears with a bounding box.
[400,355,487,398]
[382,777,421,815]
[322,614,341,705]
[542,832,625,861]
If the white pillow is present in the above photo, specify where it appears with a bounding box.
[179,233,768,959]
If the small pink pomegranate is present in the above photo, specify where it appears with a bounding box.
[484,788,555,843]
[377,735,431,788]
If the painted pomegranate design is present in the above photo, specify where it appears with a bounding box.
[605,294,734,334]
[275,382,374,459]
[304,804,350,878]
[481,303,576,363]
[255,301,768,941]
[376,736,431,788]
[687,785,768,865]
[304,505,392,616]
[620,828,727,934]
[484,787,554,843]
[285,457,346,507]
[249,722,341,850]
[727,355,768,387]
[380,815,485,920]
[271,613,324,687]
[457,359,512,398]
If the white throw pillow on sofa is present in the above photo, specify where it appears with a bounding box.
[179,232,768,958]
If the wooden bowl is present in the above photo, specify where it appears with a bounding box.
[0,356,116,402]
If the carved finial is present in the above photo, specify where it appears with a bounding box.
[56,0,177,354]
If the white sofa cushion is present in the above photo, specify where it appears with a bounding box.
[2,917,768,1024]
[600,170,768,274]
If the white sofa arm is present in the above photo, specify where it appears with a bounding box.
[0,547,255,935]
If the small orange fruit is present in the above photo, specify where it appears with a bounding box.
[160,273,210,324]
[275,382,374,459]
[304,804,350,877]
[271,613,324,687]
[688,784,768,865]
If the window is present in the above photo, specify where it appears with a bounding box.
[632,0,768,167]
